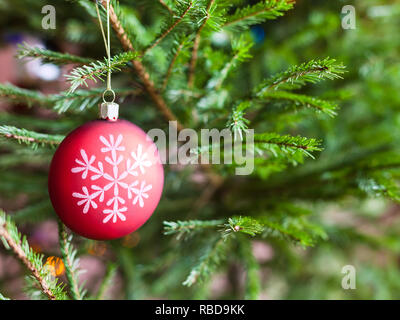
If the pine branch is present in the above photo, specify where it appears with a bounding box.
[164,219,224,240]
[0,126,63,149]
[66,51,139,93]
[259,90,338,116]
[256,58,346,94]
[238,237,260,300]
[0,293,10,300]
[254,132,322,159]
[0,210,67,300]
[162,37,187,90]
[17,42,94,65]
[58,221,86,300]
[222,216,264,239]
[188,0,215,88]
[207,35,253,90]
[0,83,51,107]
[52,88,140,113]
[98,0,184,131]
[159,0,174,14]
[0,83,139,113]
[260,217,327,247]
[144,1,193,53]
[95,263,117,300]
[183,236,230,286]
[223,0,295,31]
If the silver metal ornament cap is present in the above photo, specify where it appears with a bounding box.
[100,102,119,121]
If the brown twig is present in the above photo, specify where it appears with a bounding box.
[188,0,214,88]
[0,221,57,300]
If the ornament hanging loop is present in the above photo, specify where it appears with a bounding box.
[102,88,115,104]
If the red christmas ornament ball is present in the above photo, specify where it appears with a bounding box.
[48,119,164,240]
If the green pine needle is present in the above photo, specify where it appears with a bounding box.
[223,0,295,31]
[58,221,86,300]
[0,125,64,149]
[256,58,346,94]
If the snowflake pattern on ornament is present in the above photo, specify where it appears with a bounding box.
[71,134,153,224]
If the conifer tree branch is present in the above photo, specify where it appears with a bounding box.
[0,210,67,300]
[164,219,224,240]
[144,1,193,54]
[183,236,229,286]
[17,43,94,65]
[255,58,345,94]
[188,0,215,88]
[254,133,321,151]
[159,0,174,14]
[0,83,51,107]
[259,91,338,116]
[207,36,253,90]
[223,0,295,31]
[58,221,85,300]
[0,293,10,300]
[66,51,139,93]
[97,0,223,188]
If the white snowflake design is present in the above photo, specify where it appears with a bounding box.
[71,134,153,224]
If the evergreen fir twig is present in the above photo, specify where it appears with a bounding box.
[95,263,117,300]
[0,125,64,149]
[207,35,253,90]
[58,221,86,300]
[183,236,230,286]
[238,237,260,300]
[164,219,224,240]
[144,1,193,54]
[222,216,264,239]
[0,210,67,300]
[159,0,174,14]
[227,101,251,141]
[254,132,322,159]
[223,0,295,31]
[98,0,185,131]
[99,0,223,188]
[0,83,51,107]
